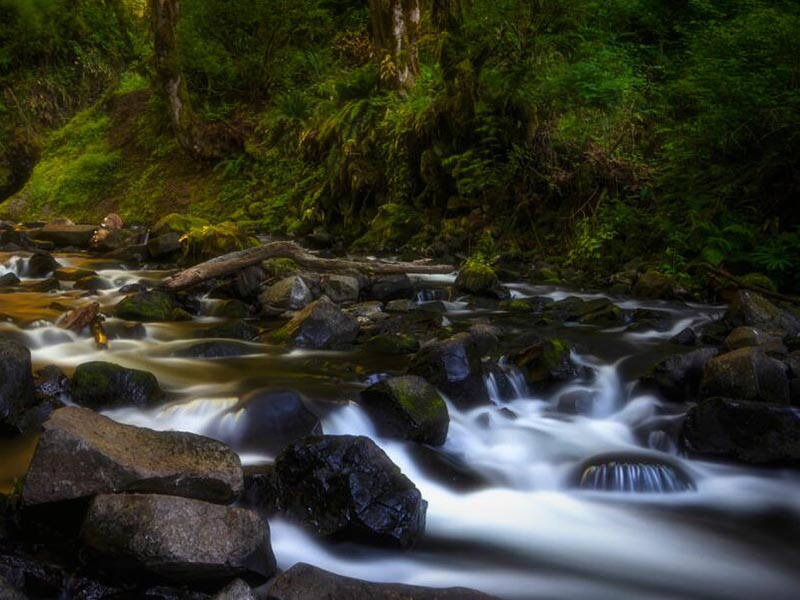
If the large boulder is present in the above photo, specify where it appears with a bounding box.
[633,270,674,299]
[35,223,97,248]
[23,406,243,505]
[364,333,420,355]
[407,333,489,407]
[274,435,427,548]
[215,579,256,600]
[640,348,719,403]
[25,251,58,278]
[114,291,188,322]
[725,290,800,336]
[369,275,414,302]
[359,376,449,446]
[699,347,790,404]
[508,337,582,391]
[321,274,360,304]
[455,262,502,297]
[684,397,800,464]
[266,563,497,600]
[205,389,322,454]
[70,361,165,410]
[269,297,359,349]
[0,339,35,434]
[80,493,275,582]
[258,276,313,313]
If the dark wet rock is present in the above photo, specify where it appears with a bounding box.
[578,301,625,327]
[214,579,255,600]
[240,465,279,515]
[700,347,789,404]
[23,406,243,505]
[633,270,674,299]
[269,297,359,349]
[455,263,505,298]
[206,389,322,455]
[36,224,97,248]
[321,274,360,304]
[80,493,275,582]
[543,296,610,324]
[202,320,259,341]
[407,332,489,407]
[348,301,383,319]
[259,276,313,313]
[572,452,695,493]
[684,397,800,464]
[625,309,673,333]
[640,348,719,403]
[173,341,256,360]
[105,243,150,262]
[723,326,786,354]
[34,365,68,403]
[369,274,414,302]
[725,290,800,336]
[0,554,69,599]
[468,322,500,356]
[499,296,552,314]
[74,275,114,292]
[407,445,491,492]
[556,390,596,415]
[22,277,60,292]
[147,232,183,258]
[209,299,250,319]
[0,226,34,249]
[385,299,419,313]
[274,435,427,548]
[508,338,582,391]
[359,376,449,445]
[0,339,35,435]
[114,291,188,322]
[364,333,420,355]
[669,327,697,346]
[0,272,20,287]
[25,251,57,278]
[266,563,497,600]
[54,267,96,281]
[70,361,165,410]
[118,282,148,295]
[105,321,147,340]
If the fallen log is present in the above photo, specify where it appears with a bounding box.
[159,241,455,293]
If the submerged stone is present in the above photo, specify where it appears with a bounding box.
[114,290,188,322]
[573,452,695,493]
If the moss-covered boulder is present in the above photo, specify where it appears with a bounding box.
[364,333,420,355]
[359,376,449,445]
[114,290,188,322]
[739,272,777,293]
[724,290,800,336]
[699,347,790,404]
[633,270,674,299]
[181,222,258,264]
[70,361,165,409]
[259,276,313,313]
[455,261,502,297]
[151,213,210,237]
[269,297,360,349]
[509,338,581,390]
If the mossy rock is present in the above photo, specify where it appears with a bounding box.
[510,338,581,389]
[364,333,420,355]
[359,375,449,445]
[261,258,299,279]
[351,203,421,252]
[269,297,359,349]
[114,291,189,322]
[70,361,165,410]
[181,222,258,264]
[152,213,210,237]
[455,261,500,296]
[740,272,777,293]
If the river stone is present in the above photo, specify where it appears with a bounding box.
[0,339,35,434]
[684,397,800,464]
[0,272,20,287]
[455,263,502,297]
[35,224,97,248]
[259,276,313,312]
[369,274,414,302]
[407,332,489,407]
[274,435,427,548]
[173,341,255,360]
[572,452,695,493]
[725,290,800,336]
[359,375,449,445]
[114,290,188,322]
[73,275,114,292]
[508,337,581,391]
[640,348,719,403]
[147,232,183,258]
[80,493,275,582]
[202,319,259,341]
[25,251,57,278]
[699,347,789,404]
[266,563,498,600]
[322,274,360,304]
[579,301,625,327]
[205,389,322,454]
[364,332,420,355]
[214,579,256,600]
[633,270,674,299]
[22,406,243,505]
[54,267,96,281]
[70,361,165,409]
[269,296,359,349]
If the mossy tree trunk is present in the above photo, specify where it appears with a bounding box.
[369,0,421,92]
[151,0,228,160]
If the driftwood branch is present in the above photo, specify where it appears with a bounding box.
[159,241,455,293]
[700,263,800,305]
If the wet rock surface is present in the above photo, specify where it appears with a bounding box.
[269,296,359,349]
[0,339,35,434]
[69,361,166,410]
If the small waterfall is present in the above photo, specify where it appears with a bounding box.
[1,254,27,277]
[578,460,695,493]
[415,288,448,303]
[485,359,530,404]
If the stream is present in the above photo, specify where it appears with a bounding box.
[2,250,800,600]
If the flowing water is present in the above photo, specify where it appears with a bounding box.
[2,251,800,599]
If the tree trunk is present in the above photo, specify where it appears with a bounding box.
[369,0,421,92]
[151,0,229,160]
[159,241,454,293]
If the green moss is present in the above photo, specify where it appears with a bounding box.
[351,202,421,251]
[262,258,299,279]
[153,213,211,236]
[456,259,499,294]
[114,291,181,322]
[181,222,258,264]
[389,377,447,424]
[740,272,777,293]
[364,333,419,355]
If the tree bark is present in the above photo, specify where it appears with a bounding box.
[369,0,421,91]
[159,241,454,293]
[151,0,232,160]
